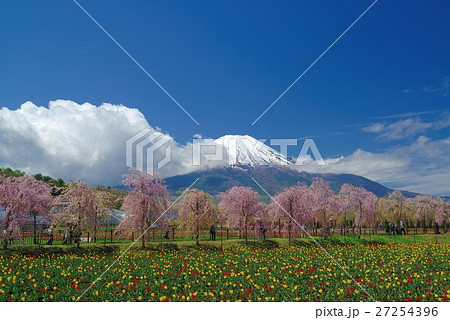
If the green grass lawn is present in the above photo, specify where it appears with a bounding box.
[4,232,449,255]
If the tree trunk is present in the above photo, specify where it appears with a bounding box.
[2,215,8,249]
[2,229,8,250]
[288,223,291,245]
[196,224,199,246]
[33,214,37,245]
[322,210,328,238]
[278,218,281,238]
[244,217,248,244]
[220,224,223,250]
[142,228,146,248]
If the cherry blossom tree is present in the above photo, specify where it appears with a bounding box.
[340,184,377,238]
[268,183,309,243]
[91,190,116,242]
[309,178,335,238]
[0,175,52,248]
[435,198,449,233]
[219,186,261,244]
[0,176,26,249]
[253,202,269,240]
[388,190,407,224]
[377,196,412,231]
[266,200,282,238]
[118,169,169,248]
[20,176,53,244]
[375,197,391,232]
[177,189,216,246]
[53,181,98,247]
[335,188,353,235]
[413,195,437,233]
[403,197,419,233]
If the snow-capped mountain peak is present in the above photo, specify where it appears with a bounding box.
[214,135,291,167]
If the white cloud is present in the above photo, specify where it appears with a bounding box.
[363,118,433,141]
[0,100,149,185]
[362,123,384,133]
[293,149,409,184]
[293,136,450,195]
[155,138,228,177]
[0,100,224,186]
[422,76,450,96]
[362,114,450,141]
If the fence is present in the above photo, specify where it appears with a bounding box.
[7,223,448,247]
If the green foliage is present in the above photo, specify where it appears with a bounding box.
[33,173,65,188]
[0,167,25,177]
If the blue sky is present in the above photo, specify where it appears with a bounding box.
[0,0,449,194]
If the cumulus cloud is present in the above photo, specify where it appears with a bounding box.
[0,100,150,185]
[0,100,225,186]
[154,137,228,178]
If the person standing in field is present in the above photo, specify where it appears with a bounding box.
[390,223,396,235]
[47,230,54,245]
[434,222,441,234]
[400,220,406,235]
[210,225,216,241]
[63,228,70,244]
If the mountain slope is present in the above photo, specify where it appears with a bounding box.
[164,166,414,200]
[165,134,419,199]
[214,135,290,167]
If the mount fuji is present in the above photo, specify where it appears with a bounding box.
[213,135,291,167]
[165,135,419,199]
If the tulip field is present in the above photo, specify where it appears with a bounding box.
[0,242,449,302]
